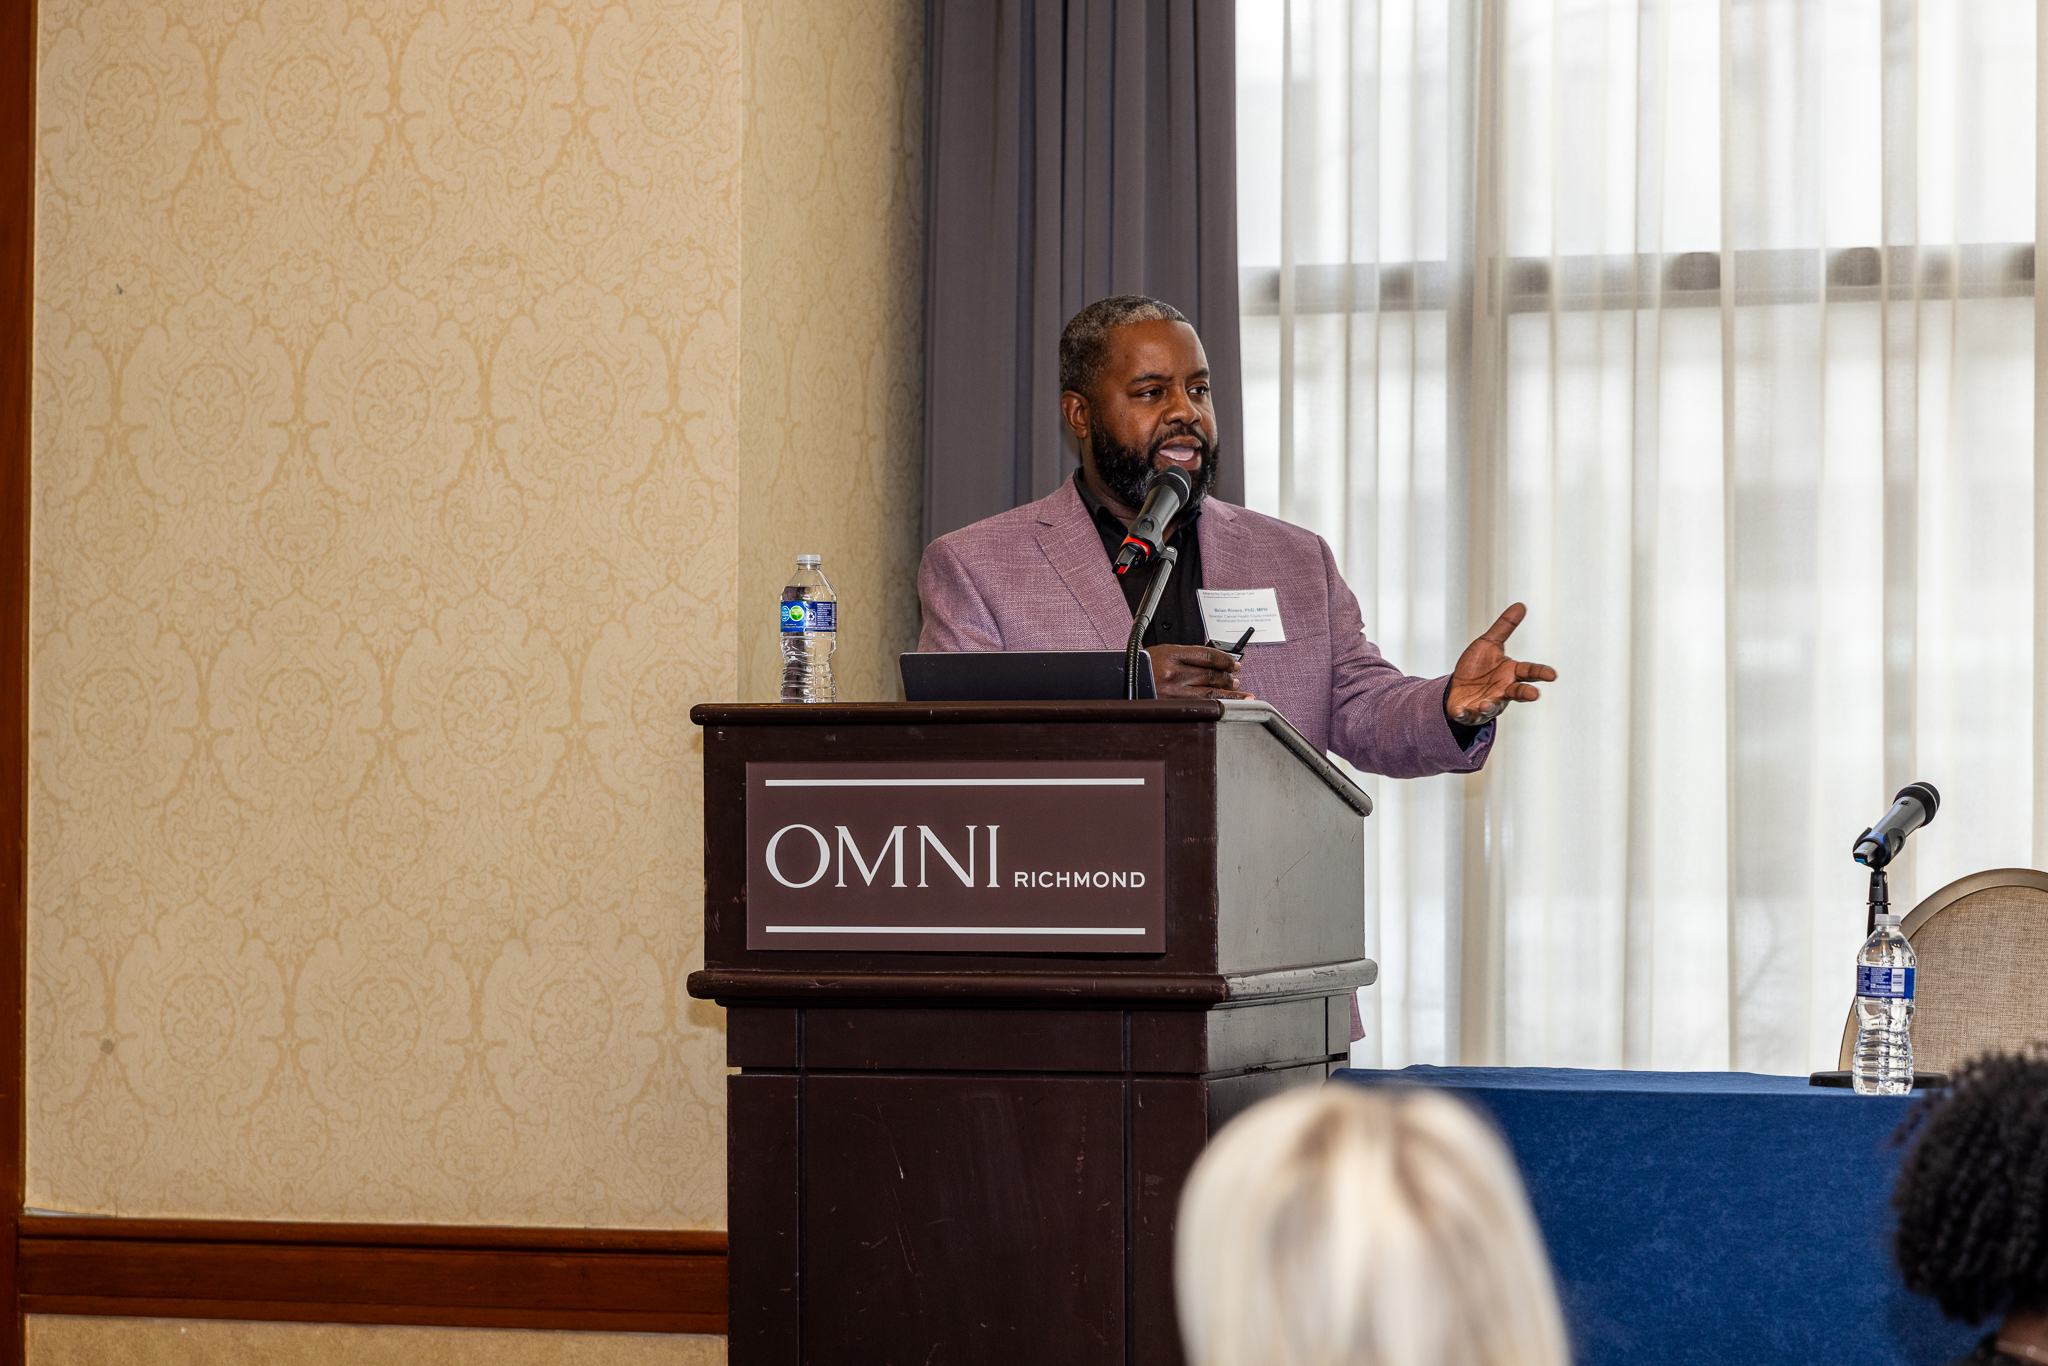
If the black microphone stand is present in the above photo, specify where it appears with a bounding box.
[1865,866,1889,936]
[1854,817,1899,934]
[1124,547,1178,700]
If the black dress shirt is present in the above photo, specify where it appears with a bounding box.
[1074,473,1206,649]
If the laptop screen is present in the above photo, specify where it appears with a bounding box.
[899,651,1156,702]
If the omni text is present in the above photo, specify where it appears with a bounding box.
[762,824,1150,894]
[765,824,1001,890]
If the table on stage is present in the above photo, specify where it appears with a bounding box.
[1335,1066,1980,1366]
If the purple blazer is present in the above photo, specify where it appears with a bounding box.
[916,480,1491,779]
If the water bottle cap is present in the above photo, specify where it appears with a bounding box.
[1873,913,1903,927]
[796,554,821,567]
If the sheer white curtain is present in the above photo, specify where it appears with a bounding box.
[1237,0,2041,1072]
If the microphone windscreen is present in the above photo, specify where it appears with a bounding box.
[1898,781,1940,823]
[1147,466,1193,502]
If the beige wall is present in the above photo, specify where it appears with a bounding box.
[27,1318,726,1365]
[739,0,925,702]
[28,0,922,1248]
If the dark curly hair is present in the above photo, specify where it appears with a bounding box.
[1893,1047,2048,1324]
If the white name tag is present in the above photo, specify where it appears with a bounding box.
[1197,588,1287,645]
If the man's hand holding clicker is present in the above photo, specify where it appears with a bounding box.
[1144,644,1253,701]
[1445,603,1556,726]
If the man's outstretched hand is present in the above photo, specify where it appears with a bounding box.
[1445,603,1556,727]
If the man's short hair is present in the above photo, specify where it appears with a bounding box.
[1059,295,1190,398]
[1893,1047,2048,1323]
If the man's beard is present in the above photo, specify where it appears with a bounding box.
[1090,425,1221,512]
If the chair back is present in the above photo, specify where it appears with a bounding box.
[1835,868,2048,1074]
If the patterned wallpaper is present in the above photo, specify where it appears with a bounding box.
[737,0,923,704]
[25,0,922,1231]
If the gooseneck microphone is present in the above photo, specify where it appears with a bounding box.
[1113,466,1195,575]
[1853,782,1941,869]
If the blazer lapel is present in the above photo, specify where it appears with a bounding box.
[1034,482,1137,650]
[1197,500,1258,597]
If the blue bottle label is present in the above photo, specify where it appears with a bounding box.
[780,601,836,634]
[1856,965,1915,1000]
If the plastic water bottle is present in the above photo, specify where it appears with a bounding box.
[779,554,836,702]
[1852,913,1916,1095]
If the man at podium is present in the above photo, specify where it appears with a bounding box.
[917,295,1555,778]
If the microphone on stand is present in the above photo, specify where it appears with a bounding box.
[1113,467,1195,575]
[1809,781,1946,1089]
[1852,782,1941,870]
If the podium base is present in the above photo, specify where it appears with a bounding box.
[1806,1069,1948,1090]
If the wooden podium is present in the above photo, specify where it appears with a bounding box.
[688,700,1377,1366]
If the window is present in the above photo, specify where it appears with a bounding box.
[1237,0,2039,1072]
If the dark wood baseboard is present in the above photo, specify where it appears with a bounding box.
[16,1216,729,1335]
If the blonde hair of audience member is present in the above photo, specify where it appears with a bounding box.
[1175,1085,1570,1366]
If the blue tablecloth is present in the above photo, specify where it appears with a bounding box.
[1333,1066,1981,1366]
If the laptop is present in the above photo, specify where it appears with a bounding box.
[899,651,1156,702]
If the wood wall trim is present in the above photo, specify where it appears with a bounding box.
[17,1215,727,1254]
[17,1298,717,1336]
[17,1220,728,1335]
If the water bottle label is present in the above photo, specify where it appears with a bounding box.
[1856,965,1915,1000]
[780,601,836,635]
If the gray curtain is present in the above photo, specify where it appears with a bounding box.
[921,0,1244,544]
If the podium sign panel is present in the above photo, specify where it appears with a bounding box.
[744,760,1166,952]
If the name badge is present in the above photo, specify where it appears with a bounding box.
[1197,588,1287,644]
